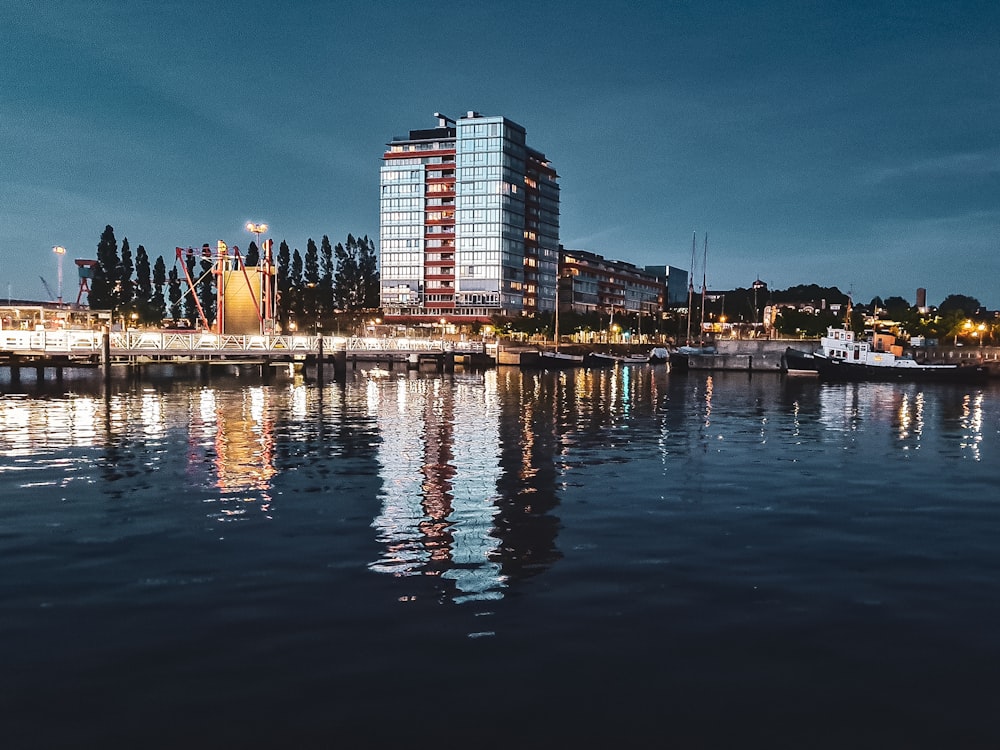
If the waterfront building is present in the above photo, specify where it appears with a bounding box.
[643,264,690,308]
[559,249,664,318]
[379,112,559,324]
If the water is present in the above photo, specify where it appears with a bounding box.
[2,366,999,748]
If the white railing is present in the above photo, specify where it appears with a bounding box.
[0,330,486,355]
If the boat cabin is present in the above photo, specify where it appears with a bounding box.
[821,326,905,364]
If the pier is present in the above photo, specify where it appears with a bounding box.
[0,329,493,385]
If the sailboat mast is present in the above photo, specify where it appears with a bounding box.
[686,231,695,344]
[699,233,708,344]
[554,276,560,351]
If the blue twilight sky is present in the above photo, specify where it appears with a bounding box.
[3,0,999,308]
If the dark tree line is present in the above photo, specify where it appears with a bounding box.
[86,225,379,332]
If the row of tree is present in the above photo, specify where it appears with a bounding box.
[86,225,379,331]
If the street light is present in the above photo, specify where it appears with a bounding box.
[246,222,271,333]
[52,246,66,305]
[245,222,268,247]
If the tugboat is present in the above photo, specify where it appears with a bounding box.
[813,326,988,383]
[783,346,818,376]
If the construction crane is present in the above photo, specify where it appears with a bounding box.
[39,276,56,302]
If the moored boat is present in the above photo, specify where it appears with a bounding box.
[648,347,669,364]
[537,350,585,369]
[583,352,617,368]
[783,346,818,376]
[813,326,988,383]
[616,353,651,365]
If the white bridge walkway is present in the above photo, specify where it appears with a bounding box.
[0,329,483,360]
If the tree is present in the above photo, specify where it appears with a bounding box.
[882,296,910,317]
[773,308,841,337]
[134,244,152,322]
[938,294,981,317]
[119,237,134,312]
[319,235,335,326]
[151,255,167,324]
[303,238,320,330]
[770,284,849,305]
[168,266,182,323]
[244,241,260,267]
[276,240,292,332]
[198,244,216,327]
[358,235,379,308]
[334,234,362,310]
[89,225,120,310]
[289,247,304,328]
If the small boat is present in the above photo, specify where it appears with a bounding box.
[583,352,617,368]
[648,347,669,364]
[783,346,818,376]
[537,350,585,369]
[616,353,651,365]
[813,326,988,383]
[536,289,585,368]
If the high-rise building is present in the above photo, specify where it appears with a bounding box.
[380,112,559,323]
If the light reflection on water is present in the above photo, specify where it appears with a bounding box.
[2,367,1000,744]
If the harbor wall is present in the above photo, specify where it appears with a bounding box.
[699,338,812,371]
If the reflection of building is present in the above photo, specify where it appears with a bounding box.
[188,387,276,520]
[379,111,560,324]
[369,375,506,602]
[492,369,564,581]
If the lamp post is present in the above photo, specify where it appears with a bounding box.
[52,246,66,305]
[245,222,270,332]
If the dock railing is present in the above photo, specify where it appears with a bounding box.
[0,330,484,356]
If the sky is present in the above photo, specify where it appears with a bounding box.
[3,0,999,309]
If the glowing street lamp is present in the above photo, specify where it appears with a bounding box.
[52,246,66,305]
[245,222,268,247]
[245,222,271,332]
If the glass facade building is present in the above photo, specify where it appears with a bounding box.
[380,112,559,322]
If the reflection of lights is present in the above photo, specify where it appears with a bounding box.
[290,383,308,419]
[140,390,164,438]
[960,392,984,461]
[704,375,713,427]
[199,389,217,424]
[896,392,925,451]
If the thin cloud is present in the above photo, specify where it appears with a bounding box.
[864,149,1000,185]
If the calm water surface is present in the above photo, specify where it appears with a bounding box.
[2,365,999,748]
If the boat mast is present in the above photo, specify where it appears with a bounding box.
[700,233,708,345]
[554,275,560,352]
[686,232,695,345]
